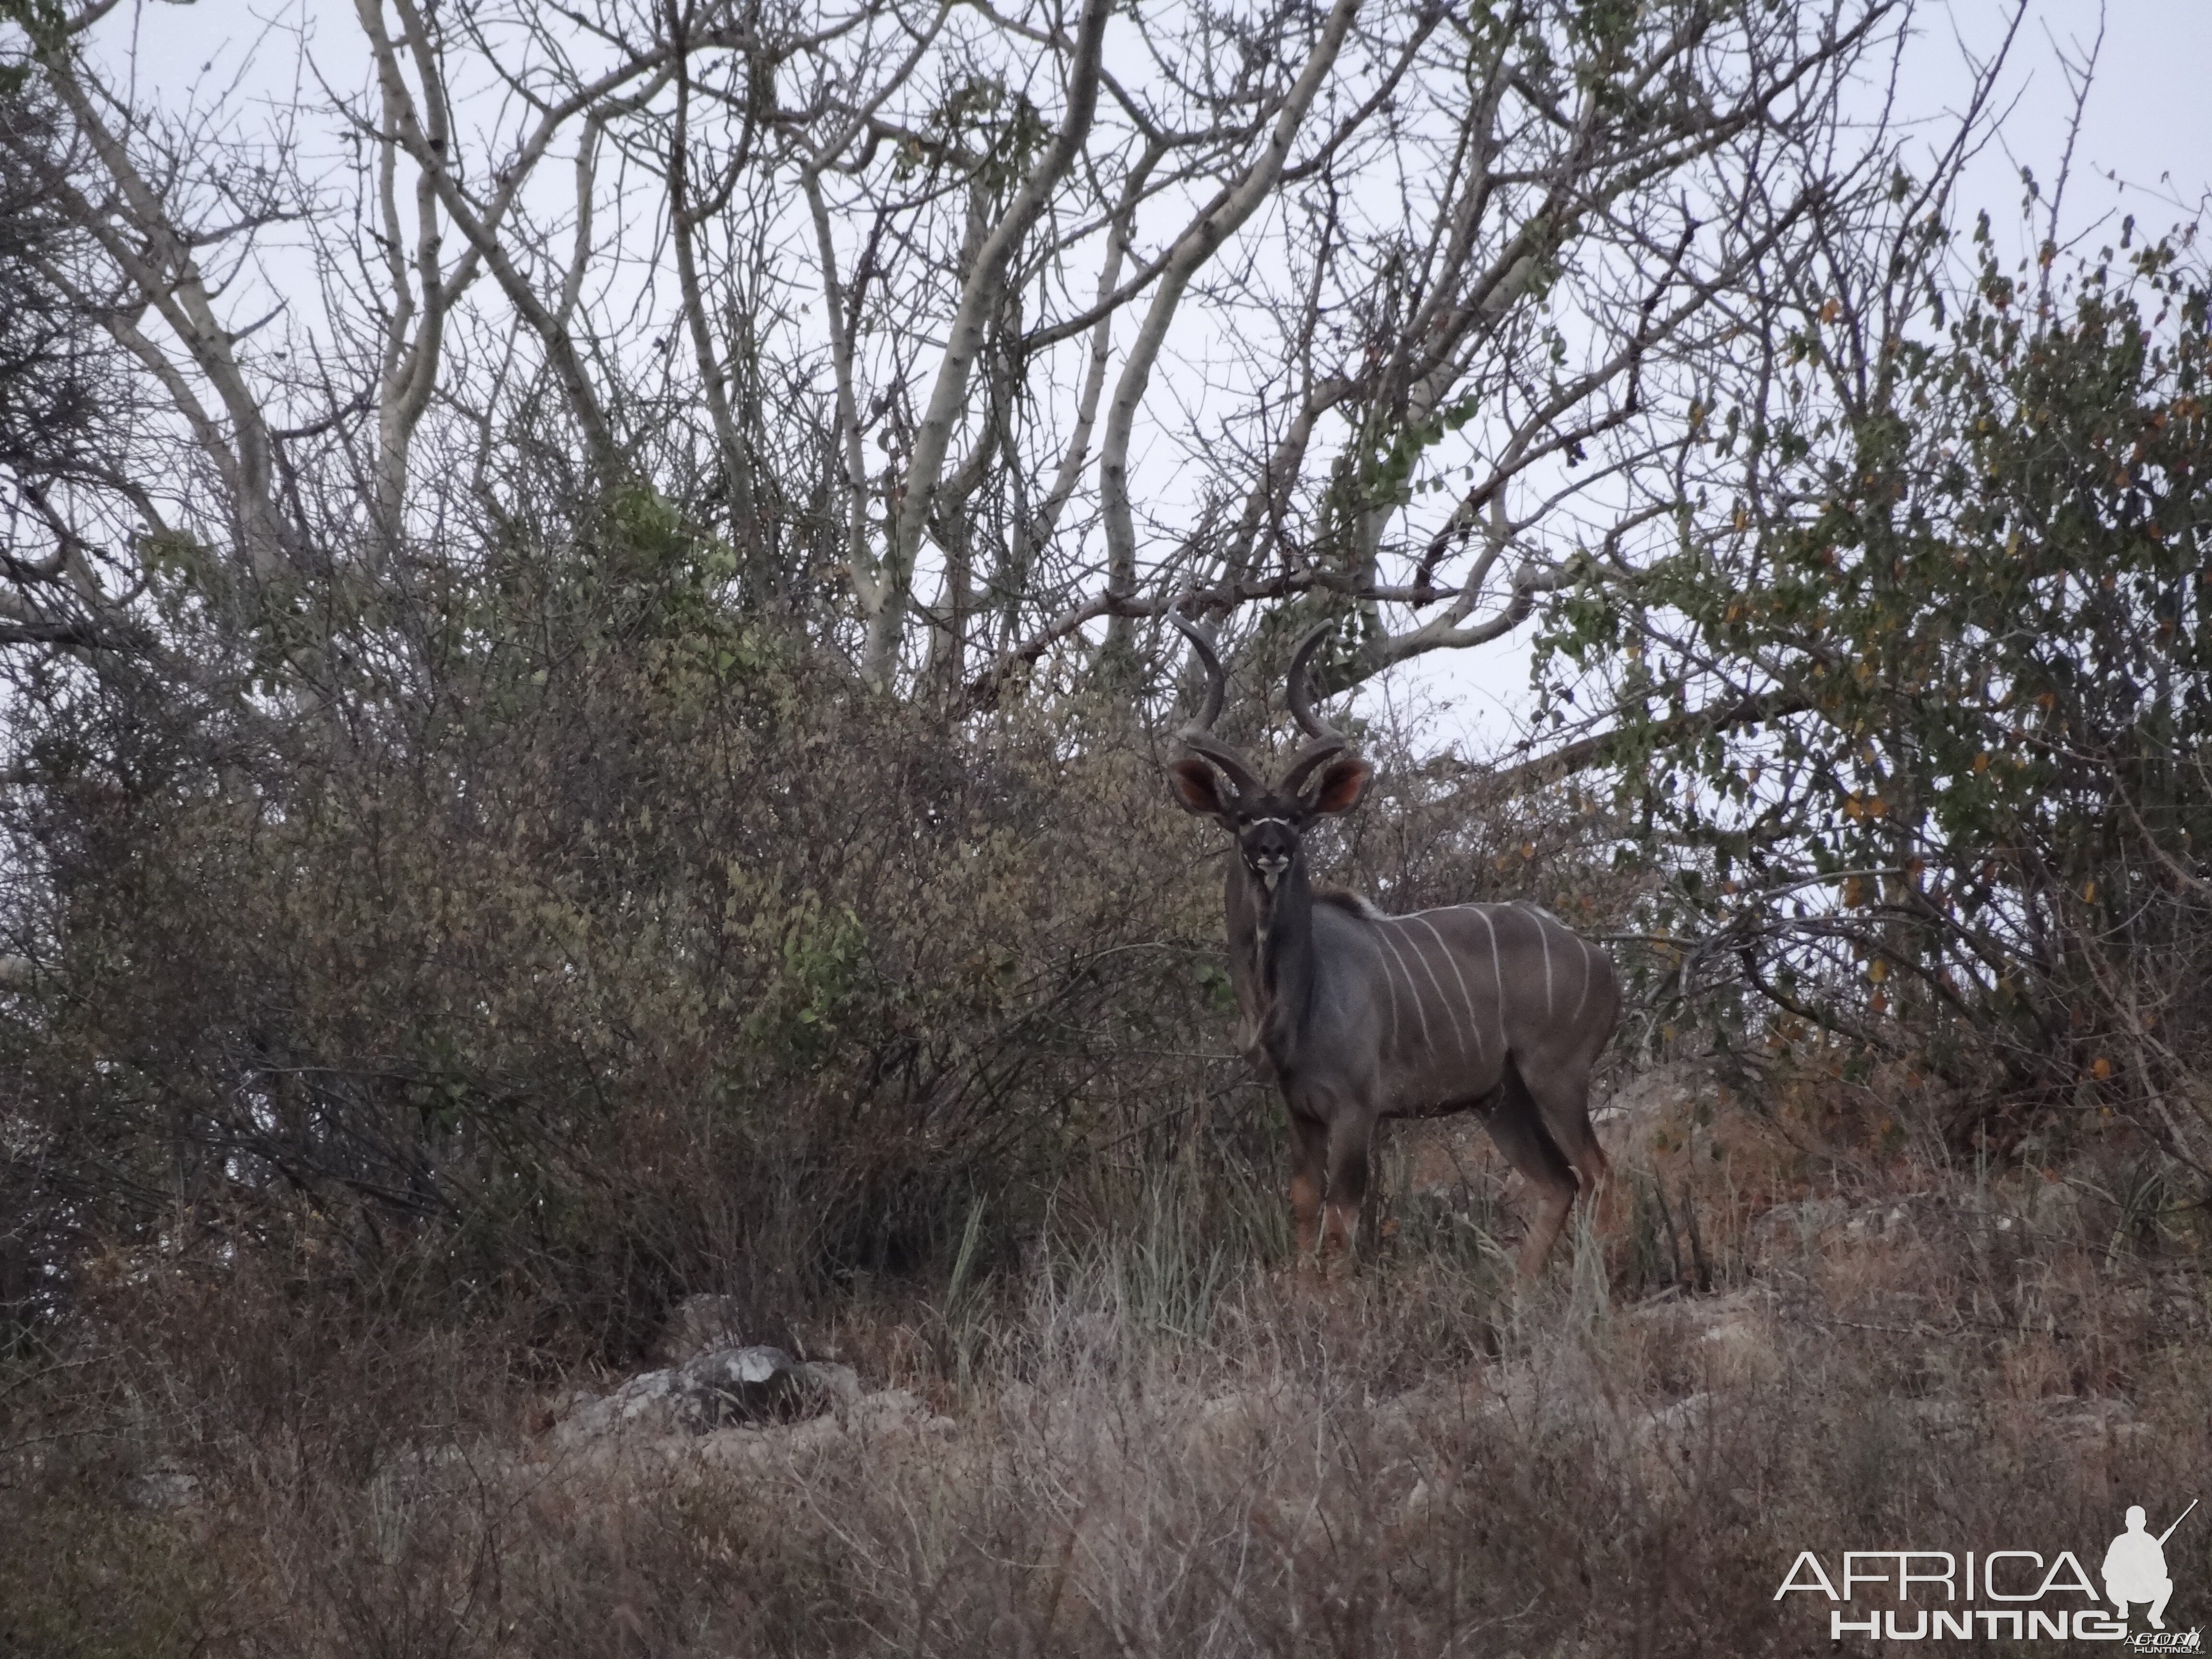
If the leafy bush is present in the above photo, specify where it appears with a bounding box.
[0,494,1232,1355]
[1540,227,2212,1157]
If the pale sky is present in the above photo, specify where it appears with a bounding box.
[84,0,2212,755]
[1413,0,2212,757]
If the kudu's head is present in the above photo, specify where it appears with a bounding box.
[1163,615,1374,891]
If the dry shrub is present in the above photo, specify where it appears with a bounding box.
[0,477,1334,1360]
[2,630,1238,1358]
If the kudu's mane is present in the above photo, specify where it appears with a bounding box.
[1312,886,1385,920]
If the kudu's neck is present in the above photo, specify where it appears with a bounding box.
[1227,851,1317,1065]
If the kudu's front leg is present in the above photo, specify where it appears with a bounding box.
[1318,1111,1374,1261]
[1286,1111,1328,1260]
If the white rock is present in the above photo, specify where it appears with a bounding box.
[558,1345,808,1441]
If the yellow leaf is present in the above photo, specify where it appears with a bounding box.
[1868,959,1888,983]
[1972,752,1990,773]
[2081,880,2097,902]
[2091,1056,2113,1081]
[1820,297,1842,323]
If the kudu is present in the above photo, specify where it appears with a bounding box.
[1165,616,1618,1276]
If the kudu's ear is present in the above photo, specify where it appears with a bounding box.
[1306,756,1374,816]
[1167,756,1233,818]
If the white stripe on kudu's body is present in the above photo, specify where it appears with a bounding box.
[1389,916,1470,1061]
[1477,907,1508,1035]
[1412,914,1484,1062]
[1163,615,1622,1280]
[1364,929,1404,1053]
[1371,922,1433,1053]
[1568,919,1593,1028]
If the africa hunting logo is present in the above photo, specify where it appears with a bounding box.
[1776,1500,2200,1645]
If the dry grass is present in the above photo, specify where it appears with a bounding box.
[5,1083,2209,1659]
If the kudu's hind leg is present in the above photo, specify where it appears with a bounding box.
[1523,1061,1611,1199]
[1482,1065,1581,1277]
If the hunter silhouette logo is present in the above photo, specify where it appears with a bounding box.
[1777,1498,2202,1644]
[2106,1500,2195,1635]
